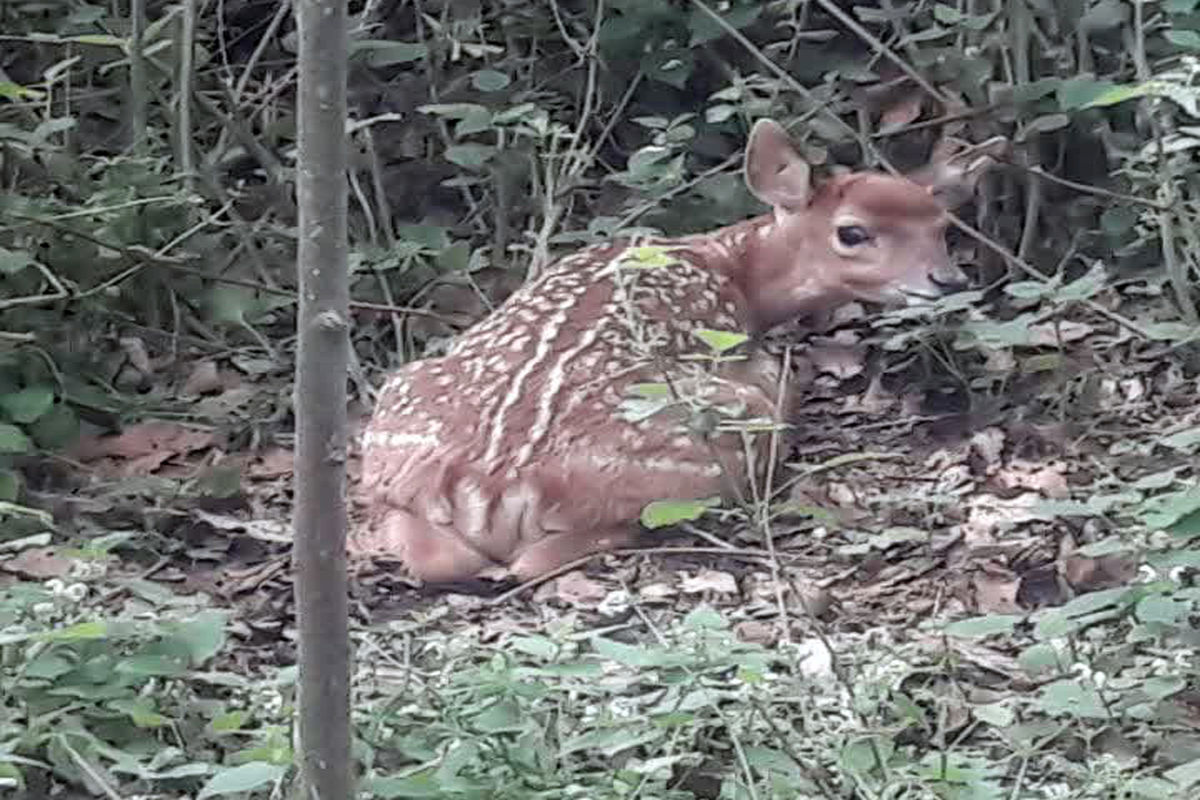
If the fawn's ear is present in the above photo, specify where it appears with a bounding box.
[744,119,813,211]
[911,135,1008,209]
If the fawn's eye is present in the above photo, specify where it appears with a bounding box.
[835,225,872,248]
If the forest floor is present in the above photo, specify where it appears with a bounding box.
[4,291,1200,798]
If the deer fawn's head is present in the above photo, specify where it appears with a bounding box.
[739,119,1006,332]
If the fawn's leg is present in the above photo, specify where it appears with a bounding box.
[377,508,498,583]
[508,527,639,580]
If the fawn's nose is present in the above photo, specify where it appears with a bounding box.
[929,264,971,293]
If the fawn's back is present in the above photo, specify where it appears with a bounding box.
[353,119,1005,583]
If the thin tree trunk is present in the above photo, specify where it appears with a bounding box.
[293,0,352,795]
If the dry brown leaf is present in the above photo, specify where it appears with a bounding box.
[119,336,153,375]
[638,582,676,601]
[826,482,858,508]
[1028,320,1094,346]
[74,421,214,463]
[795,638,835,677]
[734,620,777,646]
[121,451,176,476]
[1061,553,1139,592]
[795,584,836,618]
[995,460,1070,499]
[680,569,738,595]
[879,90,924,132]
[249,447,294,479]
[849,374,896,415]
[983,349,1016,373]
[970,427,1006,472]
[972,566,1022,613]
[195,386,257,418]
[807,337,866,380]
[553,571,608,605]
[963,493,1040,543]
[2,546,74,579]
[192,510,290,543]
[183,360,223,396]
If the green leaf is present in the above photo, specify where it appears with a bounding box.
[0,247,38,274]
[169,611,228,664]
[1081,83,1151,109]
[1,385,55,424]
[688,4,762,46]
[40,621,107,641]
[117,653,189,677]
[931,4,995,29]
[0,423,32,454]
[620,245,676,269]
[198,762,288,798]
[1137,594,1185,625]
[628,382,671,398]
[209,710,248,733]
[591,636,677,668]
[207,285,262,326]
[418,103,489,119]
[1080,0,1129,32]
[1144,675,1186,700]
[363,771,444,798]
[0,81,44,101]
[561,726,663,757]
[0,468,19,502]
[29,403,80,450]
[435,240,473,273]
[70,34,124,46]
[471,69,511,92]
[354,40,428,66]
[972,702,1014,727]
[1166,30,1200,50]
[443,143,496,170]
[1055,261,1108,301]
[682,605,727,631]
[944,614,1021,638]
[1057,77,1149,110]
[471,698,524,734]
[1100,205,1140,236]
[640,497,720,529]
[25,651,74,680]
[1131,777,1184,799]
[693,328,749,354]
[1018,642,1065,675]
[1012,77,1061,105]
[508,635,559,659]
[1167,0,1200,12]
[1160,427,1200,451]
[1142,322,1200,342]
[109,698,171,728]
[1003,281,1051,300]
[454,107,493,137]
[1035,678,1109,719]
[1137,486,1200,531]
[960,314,1038,347]
[395,223,450,251]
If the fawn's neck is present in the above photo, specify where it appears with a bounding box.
[674,213,839,335]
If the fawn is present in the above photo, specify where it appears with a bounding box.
[352,118,1005,583]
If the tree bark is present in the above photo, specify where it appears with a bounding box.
[293,0,352,796]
